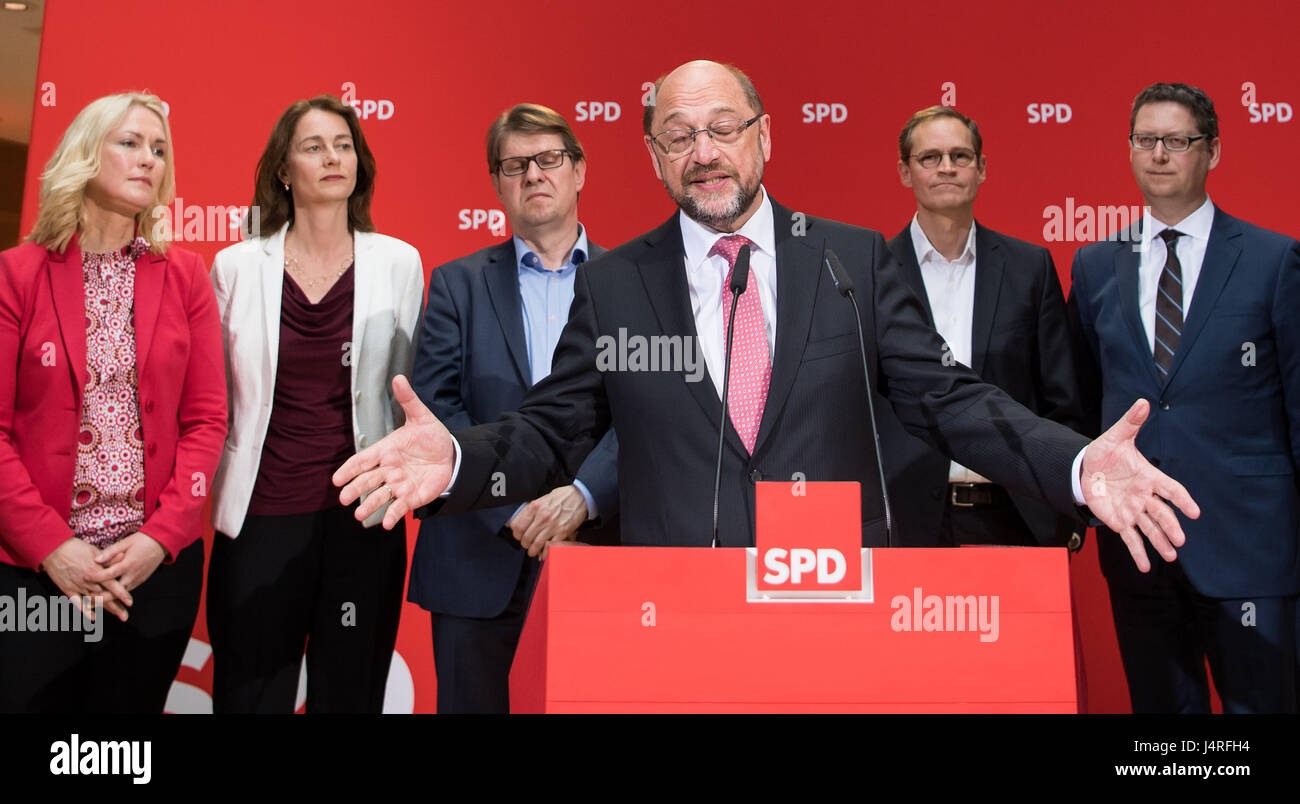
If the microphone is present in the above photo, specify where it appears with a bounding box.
[824,248,854,296]
[730,246,752,297]
[823,249,893,547]
[713,243,751,548]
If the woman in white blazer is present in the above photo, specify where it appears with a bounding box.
[207,95,423,713]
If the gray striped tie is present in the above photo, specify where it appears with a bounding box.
[1154,229,1184,377]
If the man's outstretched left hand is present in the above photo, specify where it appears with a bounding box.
[1081,398,1201,572]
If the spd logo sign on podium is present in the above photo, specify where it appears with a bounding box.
[746,481,872,602]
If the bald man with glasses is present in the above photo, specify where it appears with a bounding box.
[339,61,1201,647]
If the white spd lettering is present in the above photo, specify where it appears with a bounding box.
[349,99,395,120]
[1027,103,1072,124]
[762,548,847,585]
[575,101,621,122]
[457,209,506,234]
[800,102,847,123]
[1248,102,1293,123]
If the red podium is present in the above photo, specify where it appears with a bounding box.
[509,544,1078,713]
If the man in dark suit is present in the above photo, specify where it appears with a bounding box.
[879,106,1084,549]
[1068,82,1300,713]
[406,104,618,713]
[338,61,1197,585]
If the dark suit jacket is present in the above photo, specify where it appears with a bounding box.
[435,199,1089,547]
[1068,207,1300,598]
[407,240,619,619]
[878,223,1084,547]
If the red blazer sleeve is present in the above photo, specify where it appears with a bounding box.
[0,245,78,568]
[138,249,227,560]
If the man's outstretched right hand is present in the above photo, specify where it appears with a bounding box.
[334,375,456,529]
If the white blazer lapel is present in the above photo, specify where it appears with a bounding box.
[261,223,289,390]
[351,230,377,392]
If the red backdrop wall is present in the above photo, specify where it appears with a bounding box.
[19,0,1299,713]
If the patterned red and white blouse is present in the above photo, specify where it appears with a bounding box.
[69,237,149,547]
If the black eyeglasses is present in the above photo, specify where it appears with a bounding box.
[1129,134,1209,152]
[909,149,978,169]
[495,149,573,177]
[651,114,762,156]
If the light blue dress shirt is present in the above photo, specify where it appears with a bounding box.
[511,225,597,519]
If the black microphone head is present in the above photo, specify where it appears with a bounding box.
[729,244,752,295]
[823,249,854,297]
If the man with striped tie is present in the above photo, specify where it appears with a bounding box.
[1068,82,1300,713]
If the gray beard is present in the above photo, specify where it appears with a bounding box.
[669,175,761,232]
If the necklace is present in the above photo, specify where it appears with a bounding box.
[283,247,353,288]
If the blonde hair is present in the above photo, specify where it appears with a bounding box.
[26,92,175,254]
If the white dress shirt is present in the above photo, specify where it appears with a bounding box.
[1137,196,1214,354]
[1065,199,1216,507]
[909,216,992,484]
[679,187,779,397]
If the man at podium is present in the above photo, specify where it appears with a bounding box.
[334,60,1199,576]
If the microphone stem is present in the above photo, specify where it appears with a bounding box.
[845,288,893,547]
[712,293,741,548]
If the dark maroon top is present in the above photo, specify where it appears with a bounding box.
[248,265,355,516]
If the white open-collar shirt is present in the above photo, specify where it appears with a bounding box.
[909,215,990,484]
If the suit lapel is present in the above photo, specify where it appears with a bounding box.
[1113,229,1163,388]
[1164,208,1241,385]
[261,224,290,367]
[752,201,818,456]
[889,227,935,326]
[970,224,1003,376]
[133,250,165,371]
[47,238,88,405]
[635,212,749,460]
[351,230,376,391]
[482,240,531,387]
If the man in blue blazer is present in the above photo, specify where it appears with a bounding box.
[407,104,618,713]
[1068,83,1300,712]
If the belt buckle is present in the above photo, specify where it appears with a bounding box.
[950,482,977,508]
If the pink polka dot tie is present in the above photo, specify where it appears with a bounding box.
[710,234,769,454]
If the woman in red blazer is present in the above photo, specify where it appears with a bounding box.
[0,92,226,713]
